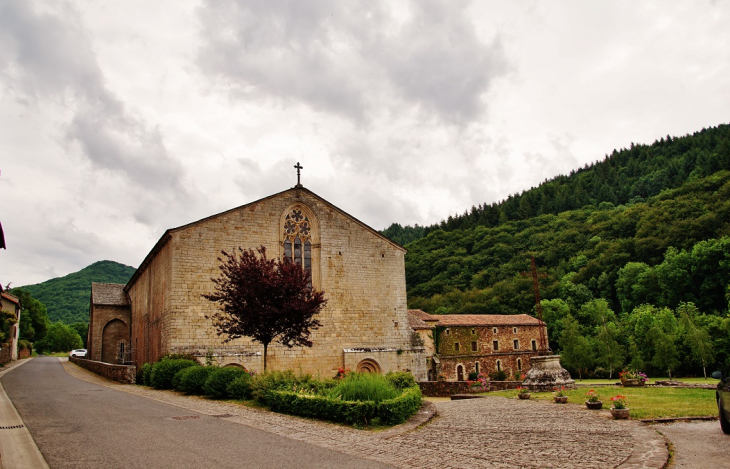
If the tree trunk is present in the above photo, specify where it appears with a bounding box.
[263,342,268,371]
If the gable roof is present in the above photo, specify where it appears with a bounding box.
[125,185,405,291]
[407,309,434,330]
[91,282,129,306]
[407,310,544,328]
[1,291,19,306]
[432,314,544,327]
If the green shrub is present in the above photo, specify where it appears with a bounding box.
[203,366,246,399]
[468,371,479,381]
[227,373,254,400]
[160,353,200,363]
[138,362,153,386]
[17,339,32,353]
[251,370,299,403]
[267,385,422,426]
[177,366,216,395]
[328,372,399,403]
[172,365,202,390]
[489,370,508,381]
[385,371,417,390]
[150,359,198,390]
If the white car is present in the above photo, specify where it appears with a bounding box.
[69,349,87,358]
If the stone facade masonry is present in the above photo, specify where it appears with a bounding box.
[437,324,546,380]
[126,187,426,380]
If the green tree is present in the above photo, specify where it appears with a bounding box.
[36,322,83,353]
[559,315,594,379]
[70,322,89,348]
[648,308,680,378]
[8,288,49,343]
[677,302,714,378]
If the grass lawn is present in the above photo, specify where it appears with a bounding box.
[485,386,718,419]
[573,377,720,385]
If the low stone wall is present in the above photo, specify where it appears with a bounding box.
[488,380,523,391]
[18,348,31,359]
[0,343,10,364]
[69,356,136,384]
[419,381,477,397]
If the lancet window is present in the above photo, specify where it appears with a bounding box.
[283,208,312,286]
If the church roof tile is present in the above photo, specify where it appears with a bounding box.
[91,282,129,306]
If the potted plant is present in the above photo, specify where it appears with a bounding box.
[553,386,568,404]
[619,370,648,387]
[517,387,531,399]
[610,395,629,419]
[585,389,603,409]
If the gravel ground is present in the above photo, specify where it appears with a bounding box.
[651,420,730,468]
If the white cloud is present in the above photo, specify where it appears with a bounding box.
[1,0,729,286]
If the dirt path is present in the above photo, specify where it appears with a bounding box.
[651,420,730,468]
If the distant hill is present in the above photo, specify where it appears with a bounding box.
[17,260,136,324]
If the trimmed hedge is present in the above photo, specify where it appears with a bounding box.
[177,366,216,395]
[267,386,422,426]
[385,371,418,390]
[227,373,254,400]
[139,362,153,386]
[150,359,198,390]
[203,367,247,399]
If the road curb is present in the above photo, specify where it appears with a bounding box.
[0,358,50,469]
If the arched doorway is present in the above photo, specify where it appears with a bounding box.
[356,359,381,373]
[102,319,128,364]
[456,365,464,381]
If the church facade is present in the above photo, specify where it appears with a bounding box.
[88,185,426,380]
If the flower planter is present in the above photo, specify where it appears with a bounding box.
[518,393,531,400]
[554,396,568,404]
[585,400,603,410]
[620,379,645,387]
[610,407,630,419]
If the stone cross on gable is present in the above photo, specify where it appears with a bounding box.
[294,162,303,187]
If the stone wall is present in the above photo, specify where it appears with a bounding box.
[0,343,10,365]
[69,356,136,384]
[488,380,523,391]
[88,304,131,363]
[419,381,477,397]
[18,347,31,359]
[127,188,425,380]
[437,325,545,380]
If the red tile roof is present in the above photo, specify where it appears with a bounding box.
[407,311,544,328]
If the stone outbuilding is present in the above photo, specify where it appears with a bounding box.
[88,185,426,380]
[0,289,21,363]
[87,282,131,363]
[408,309,547,381]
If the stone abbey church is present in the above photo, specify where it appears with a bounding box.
[88,183,428,379]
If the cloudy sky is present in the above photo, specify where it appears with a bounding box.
[1,0,729,286]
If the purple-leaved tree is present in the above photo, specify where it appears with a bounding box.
[203,246,326,371]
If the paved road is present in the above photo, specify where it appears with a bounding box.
[1,357,393,469]
[651,420,730,468]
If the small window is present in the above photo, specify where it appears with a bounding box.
[471,328,476,335]
[531,340,537,351]
[496,360,502,372]
[493,340,499,351]
[517,358,522,371]
[493,327,498,334]
[454,342,460,352]
[471,341,478,352]
[446,328,450,335]
[513,327,517,334]
[475,362,480,374]
[513,339,520,350]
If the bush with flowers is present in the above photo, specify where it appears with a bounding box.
[553,386,568,397]
[619,370,648,383]
[611,395,628,409]
[586,389,601,403]
[517,386,530,395]
[467,373,489,392]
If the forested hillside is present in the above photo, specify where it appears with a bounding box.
[393,123,730,378]
[17,260,136,324]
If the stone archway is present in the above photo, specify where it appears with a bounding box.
[101,319,128,364]
[356,359,381,373]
